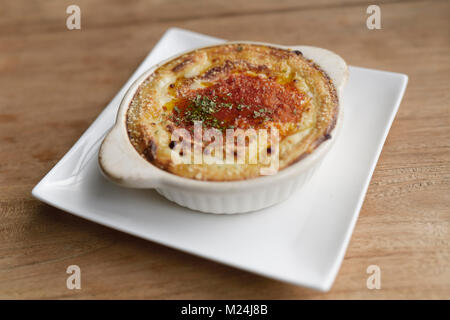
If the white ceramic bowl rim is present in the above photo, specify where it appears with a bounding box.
[100,41,347,192]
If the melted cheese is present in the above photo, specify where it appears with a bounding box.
[126,43,338,181]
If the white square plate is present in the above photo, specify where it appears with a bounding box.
[32,28,408,291]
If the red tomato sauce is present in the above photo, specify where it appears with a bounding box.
[170,74,305,131]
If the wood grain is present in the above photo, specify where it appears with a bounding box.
[0,0,449,299]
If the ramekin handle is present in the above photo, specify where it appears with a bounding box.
[98,126,164,188]
[291,45,349,97]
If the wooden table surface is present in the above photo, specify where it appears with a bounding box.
[0,0,449,299]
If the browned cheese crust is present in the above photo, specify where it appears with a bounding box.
[127,43,338,181]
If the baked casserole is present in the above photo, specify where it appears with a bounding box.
[126,43,338,181]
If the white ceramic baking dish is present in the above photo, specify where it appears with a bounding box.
[99,41,348,214]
